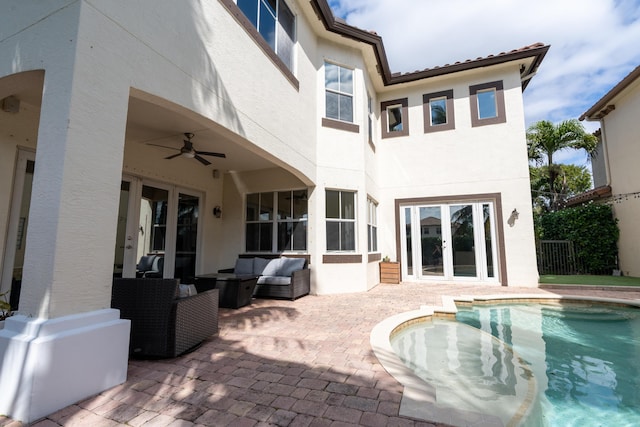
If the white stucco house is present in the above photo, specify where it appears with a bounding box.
[577,65,640,277]
[0,0,547,422]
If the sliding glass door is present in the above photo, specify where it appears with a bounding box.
[401,201,498,282]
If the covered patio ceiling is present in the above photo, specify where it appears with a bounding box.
[125,96,278,174]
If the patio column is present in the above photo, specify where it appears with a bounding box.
[0,42,131,422]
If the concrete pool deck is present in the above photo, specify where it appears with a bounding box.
[2,282,639,427]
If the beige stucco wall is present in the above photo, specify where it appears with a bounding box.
[601,77,640,277]
[0,0,323,317]
[373,65,538,286]
[0,0,542,318]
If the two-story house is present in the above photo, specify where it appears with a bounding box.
[0,0,546,422]
[578,65,640,277]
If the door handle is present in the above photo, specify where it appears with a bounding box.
[125,245,133,249]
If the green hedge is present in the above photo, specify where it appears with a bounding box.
[536,204,619,274]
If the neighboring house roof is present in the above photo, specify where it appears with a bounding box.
[580,65,640,121]
[565,185,612,207]
[309,0,549,89]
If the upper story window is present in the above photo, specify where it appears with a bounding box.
[326,190,356,252]
[469,81,506,127]
[237,0,295,71]
[423,90,455,133]
[381,98,409,138]
[325,62,354,123]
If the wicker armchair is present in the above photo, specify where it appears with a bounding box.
[111,278,219,358]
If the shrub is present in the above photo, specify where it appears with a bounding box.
[537,203,619,274]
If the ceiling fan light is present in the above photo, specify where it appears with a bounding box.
[181,151,195,158]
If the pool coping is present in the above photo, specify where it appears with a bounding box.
[369,293,640,427]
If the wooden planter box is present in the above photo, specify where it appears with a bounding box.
[379,261,400,284]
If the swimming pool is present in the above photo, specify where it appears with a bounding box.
[372,296,640,427]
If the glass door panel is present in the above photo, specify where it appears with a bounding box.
[450,204,477,277]
[175,193,199,282]
[404,207,413,276]
[113,181,130,278]
[401,201,497,282]
[483,204,495,278]
[139,185,169,276]
[1,154,35,310]
[419,206,444,277]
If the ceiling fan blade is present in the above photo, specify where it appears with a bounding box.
[194,154,211,166]
[165,153,182,160]
[195,151,226,158]
[148,143,180,151]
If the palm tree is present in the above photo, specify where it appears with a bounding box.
[526,119,597,211]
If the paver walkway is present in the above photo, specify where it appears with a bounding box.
[2,283,639,427]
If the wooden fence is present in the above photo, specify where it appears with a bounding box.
[536,240,582,275]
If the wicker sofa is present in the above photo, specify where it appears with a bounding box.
[220,255,310,300]
[112,278,219,358]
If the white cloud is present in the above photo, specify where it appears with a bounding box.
[330,0,640,141]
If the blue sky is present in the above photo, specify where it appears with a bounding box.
[328,0,640,168]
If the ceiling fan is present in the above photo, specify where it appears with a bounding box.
[148,133,226,166]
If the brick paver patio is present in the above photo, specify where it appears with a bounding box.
[2,282,639,426]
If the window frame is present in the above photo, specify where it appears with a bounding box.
[221,0,298,89]
[325,190,357,252]
[423,90,455,133]
[323,61,357,130]
[367,197,378,253]
[245,189,308,253]
[381,98,409,138]
[469,80,506,127]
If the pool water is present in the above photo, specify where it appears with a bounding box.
[391,303,640,426]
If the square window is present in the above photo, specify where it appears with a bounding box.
[381,98,409,138]
[477,89,497,119]
[469,81,506,127]
[430,98,447,125]
[387,105,403,132]
[423,90,455,133]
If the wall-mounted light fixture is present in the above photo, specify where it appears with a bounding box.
[213,206,222,218]
[508,208,519,227]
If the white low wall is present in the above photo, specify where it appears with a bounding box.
[0,309,130,423]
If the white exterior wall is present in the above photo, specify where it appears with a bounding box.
[374,66,538,286]
[601,78,640,277]
[0,0,544,420]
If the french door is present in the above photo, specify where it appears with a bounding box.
[401,202,498,282]
[113,176,201,282]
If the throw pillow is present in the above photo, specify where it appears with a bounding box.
[277,257,306,277]
[253,257,270,275]
[234,258,254,275]
[261,258,284,276]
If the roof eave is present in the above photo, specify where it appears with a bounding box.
[309,0,548,89]
[579,65,640,121]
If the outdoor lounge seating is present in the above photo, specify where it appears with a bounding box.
[219,255,310,300]
[111,278,219,358]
